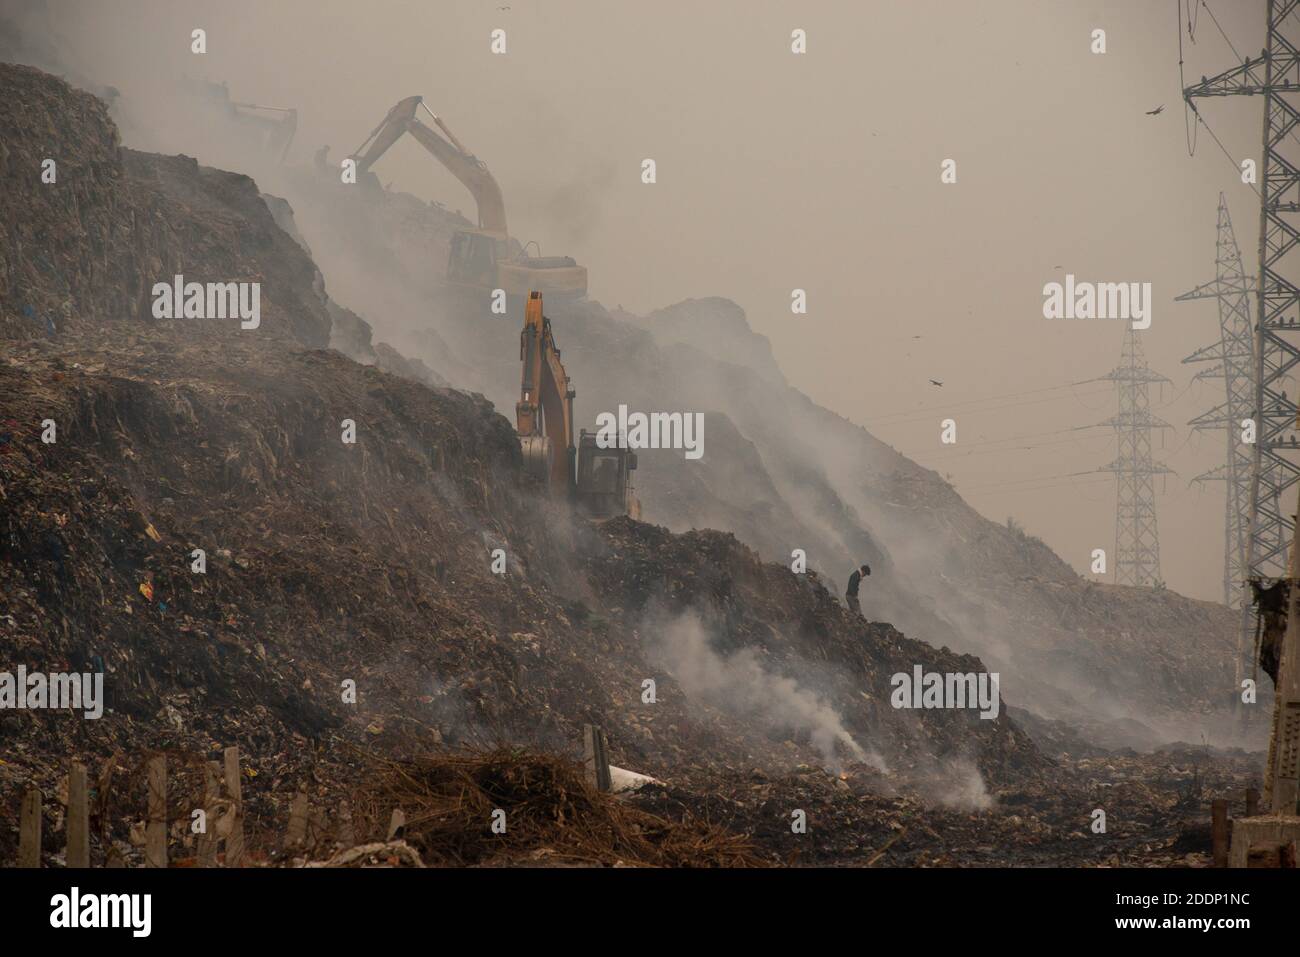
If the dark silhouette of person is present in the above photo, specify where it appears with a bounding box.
[846,564,871,617]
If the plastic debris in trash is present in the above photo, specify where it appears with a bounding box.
[0,419,18,454]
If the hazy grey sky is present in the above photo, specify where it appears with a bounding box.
[30,0,1276,602]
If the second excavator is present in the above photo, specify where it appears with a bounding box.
[349,96,587,305]
[516,292,638,518]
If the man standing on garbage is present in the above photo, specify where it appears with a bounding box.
[846,564,870,618]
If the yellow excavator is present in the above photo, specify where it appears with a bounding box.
[349,96,588,302]
[231,101,298,163]
[187,78,298,163]
[517,292,638,518]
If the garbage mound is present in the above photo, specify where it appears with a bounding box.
[0,58,1264,869]
[266,148,1246,741]
[0,61,1046,867]
[587,518,1045,787]
[0,63,329,348]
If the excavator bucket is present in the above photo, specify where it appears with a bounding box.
[519,434,553,484]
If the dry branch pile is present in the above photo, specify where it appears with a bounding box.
[353,746,761,867]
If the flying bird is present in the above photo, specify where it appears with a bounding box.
[1146,105,1164,116]
[929,379,944,387]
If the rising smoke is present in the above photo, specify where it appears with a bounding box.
[642,608,884,772]
[19,0,1258,754]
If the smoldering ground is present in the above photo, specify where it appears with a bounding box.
[19,0,1261,759]
[636,606,882,772]
[629,606,999,811]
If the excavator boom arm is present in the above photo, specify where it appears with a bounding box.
[515,293,633,515]
[350,96,509,238]
[350,96,421,173]
[516,293,575,492]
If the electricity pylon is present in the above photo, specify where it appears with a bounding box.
[1184,1,1300,588]
[1098,328,1174,586]
[1176,194,1257,696]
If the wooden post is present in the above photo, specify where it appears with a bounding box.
[223,746,245,866]
[18,788,41,868]
[583,724,612,793]
[336,800,356,849]
[67,761,89,868]
[145,755,167,868]
[308,806,327,851]
[197,761,220,867]
[1266,491,1300,812]
[1247,787,1260,817]
[1212,798,1230,868]
[285,791,310,848]
[386,807,406,842]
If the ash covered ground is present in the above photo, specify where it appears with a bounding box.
[0,61,1268,867]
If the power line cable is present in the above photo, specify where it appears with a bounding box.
[1195,111,1263,199]
[867,386,1112,430]
[929,426,1111,456]
[1179,0,1201,156]
[933,434,1114,459]
[1201,0,1241,61]
[862,380,1103,424]
[956,468,1106,491]
[1177,0,1263,196]
[961,476,1112,496]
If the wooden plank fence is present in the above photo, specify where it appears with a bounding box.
[6,746,386,868]
[6,736,626,867]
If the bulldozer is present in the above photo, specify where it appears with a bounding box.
[516,292,638,518]
[349,96,587,303]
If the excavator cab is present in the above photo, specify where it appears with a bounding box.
[448,230,500,288]
[576,432,639,519]
[449,231,586,306]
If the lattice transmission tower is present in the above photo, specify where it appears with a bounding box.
[1097,329,1174,586]
[1184,1,1300,588]
[1175,194,1256,686]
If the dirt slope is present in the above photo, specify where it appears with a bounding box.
[266,168,1244,741]
[0,62,1042,863]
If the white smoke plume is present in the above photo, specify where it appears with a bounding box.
[645,610,884,772]
[932,759,994,811]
